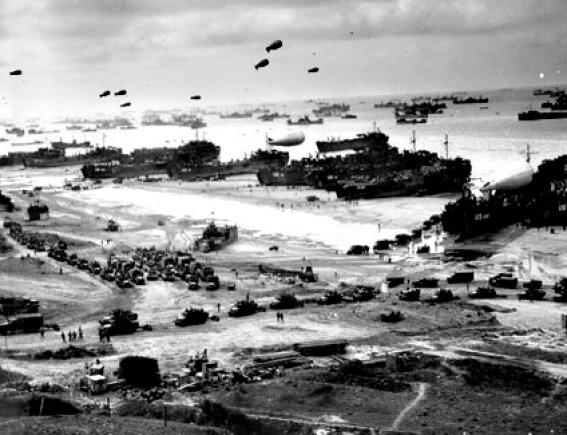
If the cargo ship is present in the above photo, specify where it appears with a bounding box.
[518,110,567,121]
[168,148,289,181]
[316,129,389,153]
[51,139,92,151]
[23,146,122,168]
[193,222,238,252]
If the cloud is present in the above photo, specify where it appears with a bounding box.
[1,0,566,117]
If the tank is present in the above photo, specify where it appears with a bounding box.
[228,297,265,317]
[174,307,209,326]
[269,293,304,310]
[317,291,343,305]
[99,309,139,335]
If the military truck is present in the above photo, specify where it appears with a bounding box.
[447,271,474,284]
[488,273,518,289]
[228,296,266,317]
[469,286,497,299]
[79,363,107,395]
[270,293,304,310]
[399,288,420,301]
[0,313,44,334]
[174,307,209,327]
[518,288,545,301]
[431,288,457,303]
[554,278,567,302]
[412,278,439,288]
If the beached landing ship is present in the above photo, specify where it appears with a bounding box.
[167,148,289,181]
[258,131,471,200]
[193,222,238,253]
[440,154,567,239]
[24,146,122,168]
[82,141,220,179]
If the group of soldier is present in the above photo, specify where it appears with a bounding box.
[61,326,83,343]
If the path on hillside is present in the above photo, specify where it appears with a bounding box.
[389,382,427,431]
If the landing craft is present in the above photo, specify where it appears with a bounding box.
[120,102,131,108]
[115,90,127,96]
[266,40,283,52]
[99,90,111,98]
[307,67,319,73]
[9,70,22,76]
[254,59,269,70]
[266,131,305,147]
[190,95,201,100]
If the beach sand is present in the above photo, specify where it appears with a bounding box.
[1,166,567,388]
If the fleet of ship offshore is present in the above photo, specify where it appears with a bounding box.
[4,106,567,242]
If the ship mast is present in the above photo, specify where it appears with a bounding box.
[444,134,449,159]
[526,144,531,163]
[411,130,416,152]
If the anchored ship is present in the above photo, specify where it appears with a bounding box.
[51,139,92,151]
[316,128,389,153]
[219,111,253,119]
[452,96,489,104]
[287,116,323,125]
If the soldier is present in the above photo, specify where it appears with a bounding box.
[78,326,83,341]
[61,331,66,343]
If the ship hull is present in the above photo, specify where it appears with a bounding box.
[316,132,389,153]
[82,162,168,179]
[518,111,567,121]
[257,167,308,186]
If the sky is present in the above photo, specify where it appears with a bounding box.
[0,0,566,118]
